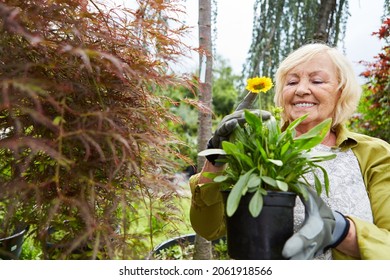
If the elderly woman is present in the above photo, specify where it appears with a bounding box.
[189,43,390,259]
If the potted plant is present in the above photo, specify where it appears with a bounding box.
[199,77,336,259]
[0,202,29,259]
[147,233,228,260]
[0,225,29,260]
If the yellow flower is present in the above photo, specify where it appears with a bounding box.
[245,76,273,94]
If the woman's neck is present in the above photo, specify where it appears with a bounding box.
[321,131,336,146]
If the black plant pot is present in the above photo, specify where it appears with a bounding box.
[0,225,29,260]
[222,190,296,260]
[148,233,226,260]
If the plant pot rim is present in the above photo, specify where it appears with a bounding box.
[221,189,296,194]
[0,226,29,241]
[221,189,297,208]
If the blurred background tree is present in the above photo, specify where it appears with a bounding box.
[241,0,349,109]
[245,0,349,80]
[349,17,390,142]
[212,56,240,116]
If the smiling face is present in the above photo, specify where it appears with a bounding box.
[281,53,341,133]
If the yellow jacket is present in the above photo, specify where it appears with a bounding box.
[189,125,390,259]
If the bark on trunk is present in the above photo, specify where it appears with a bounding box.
[193,0,213,260]
[314,0,337,42]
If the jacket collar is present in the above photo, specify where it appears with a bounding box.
[334,124,358,150]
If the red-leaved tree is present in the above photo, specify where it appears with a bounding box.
[350,18,390,142]
[0,0,196,259]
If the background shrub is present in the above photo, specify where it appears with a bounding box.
[0,0,195,259]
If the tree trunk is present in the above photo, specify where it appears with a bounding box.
[193,0,213,260]
[314,0,337,42]
[245,0,348,93]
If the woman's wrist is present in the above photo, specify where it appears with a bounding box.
[335,217,361,258]
[198,160,226,184]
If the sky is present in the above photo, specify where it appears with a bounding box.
[180,0,386,83]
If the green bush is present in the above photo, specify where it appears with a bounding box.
[349,19,390,142]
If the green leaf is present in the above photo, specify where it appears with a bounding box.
[221,141,240,155]
[276,180,289,191]
[198,148,226,157]
[244,110,262,131]
[286,114,308,132]
[260,175,277,187]
[235,153,255,167]
[226,168,255,217]
[306,151,337,162]
[214,175,229,182]
[295,118,332,150]
[230,125,246,143]
[296,118,331,140]
[247,174,261,190]
[249,190,263,217]
[315,164,331,196]
[313,173,322,195]
[258,188,268,196]
[268,159,283,166]
[255,139,268,160]
[291,181,309,201]
[280,141,291,156]
[265,117,280,143]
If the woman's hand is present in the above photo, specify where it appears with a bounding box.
[335,218,360,258]
[282,188,353,259]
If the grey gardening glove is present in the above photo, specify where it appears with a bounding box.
[206,92,271,166]
[282,188,350,260]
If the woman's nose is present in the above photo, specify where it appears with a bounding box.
[294,81,311,96]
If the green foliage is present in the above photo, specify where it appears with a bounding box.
[349,18,390,142]
[19,232,42,260]
[0,0,195,259]
[212,56,240,116]
[152,236,229,260]
[160,80,199,167]
[154,241,195,260]
[349,86,390,142]
[159,56,242,169]
[212,238,229,260]
[200,111,336,218]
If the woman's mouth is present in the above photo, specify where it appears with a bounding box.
[294,102,316,108]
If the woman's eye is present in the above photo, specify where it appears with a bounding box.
[312,80,323,84]
[286,81,297,86]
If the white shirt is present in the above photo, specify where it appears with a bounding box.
[293,145,373,259]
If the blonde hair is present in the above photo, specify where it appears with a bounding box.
[274,43,362,128]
